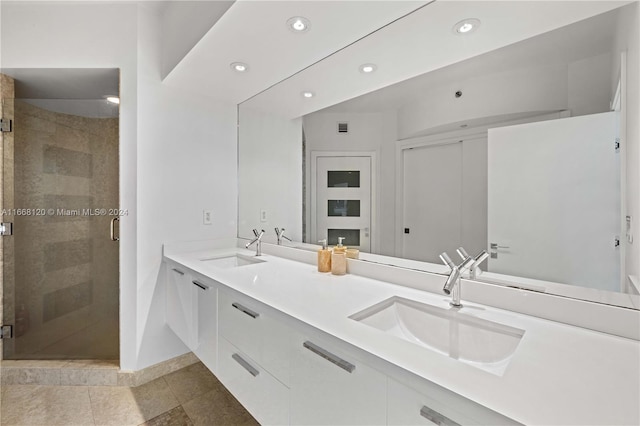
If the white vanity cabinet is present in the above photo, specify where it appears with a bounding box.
[192,273,218,372]
[289,332,387,426]
[387,376,520,426]
[218,289,292,385]
[165,261,218,372]
[165,261,195,348]
[218,336,289,425]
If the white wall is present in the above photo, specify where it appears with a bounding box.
[568,53,613,116]
[238,107,302,245]
[136,6,237,370]
[161,1,234,79]
[1,2,238,370]
[302,111,397,255]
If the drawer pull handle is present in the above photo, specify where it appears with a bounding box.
[232,302,259,319]
[232,353,260,377]
[171,268,184,276]
[420,405,460,426]
[303,341,355,373]
[192,280,208,290]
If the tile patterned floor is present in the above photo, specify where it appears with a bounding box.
[0,362,259,426]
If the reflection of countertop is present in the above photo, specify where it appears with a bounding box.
[165,244,640,425]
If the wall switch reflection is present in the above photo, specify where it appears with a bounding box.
[260,210,267,222]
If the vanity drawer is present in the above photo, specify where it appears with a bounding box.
[387,377,520,426]
[218,289,292,385]
[218,336,289,426]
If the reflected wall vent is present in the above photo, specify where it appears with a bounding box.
[337,122,349,134]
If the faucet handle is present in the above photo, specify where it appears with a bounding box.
[252,229,259,237]
[439,252,456,270]
[456,247,469,260]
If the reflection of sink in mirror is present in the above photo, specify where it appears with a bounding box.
[200,254,265,269]
[350,297,524,376]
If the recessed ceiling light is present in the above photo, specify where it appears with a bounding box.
[230,62,249,73]
[359,64,377,74]
[105,96,120,104]
[287,16,311,33]
[301,91,315,99]
[453,18,481,35]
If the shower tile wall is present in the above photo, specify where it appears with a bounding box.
[1,74,16,360]
[6,100,118,359]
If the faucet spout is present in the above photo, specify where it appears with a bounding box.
[246,229,265,256]
[439,252,474,308]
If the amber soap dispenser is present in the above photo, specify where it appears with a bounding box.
[317,239,331,273]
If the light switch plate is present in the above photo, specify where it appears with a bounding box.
[203,210,212,225]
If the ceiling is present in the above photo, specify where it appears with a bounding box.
[2,68,119,99]
[162,0,430,104]
[241,0,630,118]
[320,7,620,115]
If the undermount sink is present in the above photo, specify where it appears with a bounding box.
[350,297,524,376]
[200,254,265,269]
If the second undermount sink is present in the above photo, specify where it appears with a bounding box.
[350,297,524,376]
[200,254,265,269]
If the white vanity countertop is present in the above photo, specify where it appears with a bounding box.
[165,247,640,425]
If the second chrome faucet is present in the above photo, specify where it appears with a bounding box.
[439,248,489,308]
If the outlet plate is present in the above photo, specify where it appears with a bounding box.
[203,210,212,225]
[260,210,267,222]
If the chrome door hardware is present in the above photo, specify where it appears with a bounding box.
[232,353,260,377]
[232,302,260,319]
[0,325,13,339]
[0,119,12,133]
[490,242,510,259]
[303,341,356,373]
[1,222,13,236]
[110,217,119,241]
[420,405,460,426]
[192,280,208,290]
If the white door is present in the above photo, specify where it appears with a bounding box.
[488,112,620,291]
[314,156,371,251]
[402,142,462,263]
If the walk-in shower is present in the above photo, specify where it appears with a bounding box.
[0,69,120,360]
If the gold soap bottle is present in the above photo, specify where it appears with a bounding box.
[331,237,347,275]
[317,239,331,273]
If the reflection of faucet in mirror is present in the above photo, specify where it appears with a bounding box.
[456,247,490,280]
[246,229,265,256]
[275,228,292,245]
[440,252,475,308]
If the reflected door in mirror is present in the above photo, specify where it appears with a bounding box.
[313,155,371,251]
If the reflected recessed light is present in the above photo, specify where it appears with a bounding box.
[301,91,315,98]
[106,96,120,104]
[287,16,311,33]
[359,64,377,74]
[230,62,249,73]
[453,18,481,35]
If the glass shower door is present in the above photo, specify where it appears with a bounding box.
[2,98,119,360]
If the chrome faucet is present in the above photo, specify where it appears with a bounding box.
[274,228,292,245]
[246,229,265,256]
[440,252,474,308]
[456,247,489,280]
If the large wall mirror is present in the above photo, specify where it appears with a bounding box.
[239,1,640,310]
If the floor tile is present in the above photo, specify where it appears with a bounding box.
[163,363,220,404]
[0,384,94,425]
[139,406,193,426]
[89,378,179,426]
[181,388,258,426]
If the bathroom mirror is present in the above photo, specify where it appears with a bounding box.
[238,1,640,310]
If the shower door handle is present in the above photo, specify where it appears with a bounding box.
[110,217,120,241]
